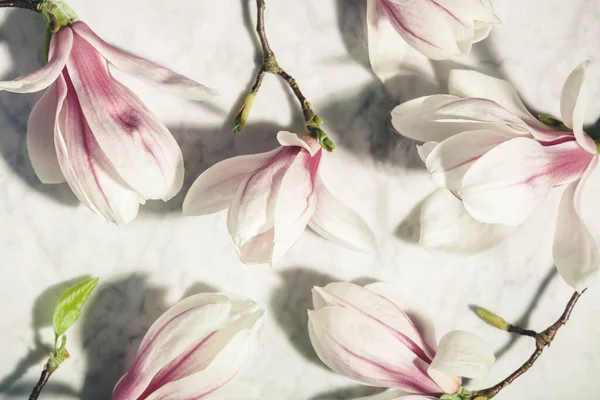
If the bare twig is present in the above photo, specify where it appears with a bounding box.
[28,367,52,400]
[472,292,582,399]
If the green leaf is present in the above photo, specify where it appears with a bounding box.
[52,277,99,337]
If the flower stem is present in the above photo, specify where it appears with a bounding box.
[0,0,41,11]
[28,366,52,400]
[471,291,582,399]
[235,0,335,151]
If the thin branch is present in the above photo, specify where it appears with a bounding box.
[473,292,582,399]
[28,367,52,400]
[255,0,273,58]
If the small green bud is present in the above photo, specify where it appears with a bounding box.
[233,92,257,134]
[40,1,79,32]
[475,306,509,331]
[538,114,569,130]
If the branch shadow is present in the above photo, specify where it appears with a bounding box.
[0,10,78,207]
[270,267,378,371]
[0,275,88,396]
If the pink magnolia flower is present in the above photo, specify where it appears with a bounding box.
[0,20,215,225]
[308,282,495,398]
[112,292,265,400]
[183,131,377,265]
[366,0,500,80]
[392,62,599,292]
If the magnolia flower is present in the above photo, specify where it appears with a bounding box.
[183,131,376,265]
[112,292,265,400]
[308,282,495,398]
[392,61,599,292]
[0,19,215,225]
[367,0,500,80]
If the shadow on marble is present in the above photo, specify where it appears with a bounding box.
[271,267,378,371]
[310,385,386,400]
[0,275,89,396]
[394,196,424,245]
[486,267,558,361]
[0,10,79,208]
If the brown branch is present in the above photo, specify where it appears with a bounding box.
[0,1,40,10]
[472,291,582,399]
[28,367,52,400]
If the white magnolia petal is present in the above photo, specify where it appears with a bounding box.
[392,97,491,142]
[277,131,318,155]
[422,96,530,132]
[560,61,596,154]
[236,229,275,265]
[182,149,280,216]
[308,307,443,393]
[59,74,140,225]
[71,21,217,101]
[308,178,377,252]
[461,138,594,226]
[420,189,513,253]
[27,84,65,183]
[312,282,436,361]
[429,330,495,389]
[354,390,436,400]
[271,150,321,263]
[66,33,184,201]
[426,130,513,191]
[448,70,540,126]
[553,157,600,292]
[0,28,73,93]
[142,309,265,400]
[226,148,297,246]
[366,0,410,83]
[416,142,438,163]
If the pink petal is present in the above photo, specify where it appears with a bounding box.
[226,147,298,248]
[236,229,275,265]
[312,282,437,361]
[308,306,443,394]
[425,130,514,191]
[271,148,322,263]
[182,149,281,216]
[0,28,73,93]
[560,61,596,154]
[71,21,217,101]
[57,70,140,225]
[308,177,377,252]
[553,157,600,292]
[27,84,65,183]
[66,32,184,200]
[460,138,595,226]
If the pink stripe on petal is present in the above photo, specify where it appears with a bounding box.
[66,32,184,200]
[71,21,217,101]
[0,28,73,93]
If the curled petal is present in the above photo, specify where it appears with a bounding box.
[560,61,596,154]
[425,130,513,191]
[71,21,217,101]
[416,142,438,163]
[448,70,541,127]
[58,71,140,225]
[27,84,65,183]
[553,157,600,292]
[366,0,410,83]
[308,306,442,393]
[0,28,73,93]
[461,138,594,226]
[66,33,184,200]
[308,178,377,253]
[428,330,495,392]
[392,97,488,142]
[277,131,320,155]
[419,189,513,253]
[183,149,280,216]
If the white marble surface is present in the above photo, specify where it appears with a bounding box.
[1,0,600,399]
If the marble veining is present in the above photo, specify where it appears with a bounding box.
[1,0,600,399]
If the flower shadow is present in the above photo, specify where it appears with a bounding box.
[0,9,78,207]
[0,276,87,398]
